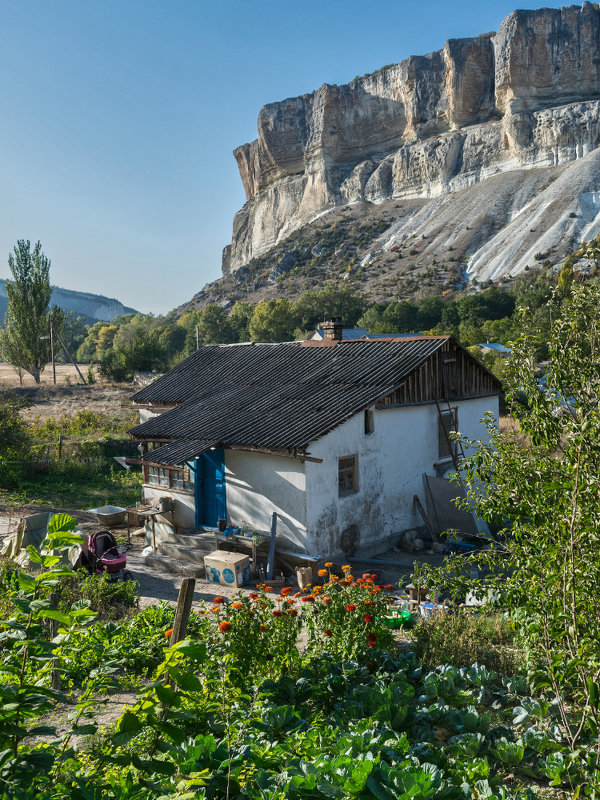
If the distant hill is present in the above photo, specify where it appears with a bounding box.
[0,279,138,326]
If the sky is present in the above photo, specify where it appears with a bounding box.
[0,0,572,315]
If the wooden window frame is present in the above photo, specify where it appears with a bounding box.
[438,407,458,460]
[142,443,193,493]
[338,454,358,497]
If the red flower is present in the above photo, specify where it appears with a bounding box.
[213,596,226,604]
[368,640,376,647]
[367,632,377,642]
[272,609,283,618]
[385,584,395,591]
[301,595,315,603]
[362,573,371,580]
[323,629,333,637]
[346,604,357,612]
[281,586,293,596]
[286,598,296,605]
[249,592,259,599]
[287,608,298,617]
[259,624,267,632]
[322,596,332,605]
[219,621,231,633]
[363,614,374,623]
[264,586,274,592]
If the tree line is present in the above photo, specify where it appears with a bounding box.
[0,238,580,383]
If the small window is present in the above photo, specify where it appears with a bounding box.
[146,463,193,493]
[438,408,458,459]
[364,409,375,435]
[338,455,358,496]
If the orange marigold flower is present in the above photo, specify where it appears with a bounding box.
[164,628,173,638]
[219,621,232,633]
[364,600,373,607]
[286,598,296,605]
[322,596,332,604]
[346,604,357,612]
[342,565,351,572]
[371,586,382,594]
[363,614,375,623]
[231,602,243,609]
[324,562,333,568]
[281,586,293,596]
[301,595,315,603]
[293,591,302,598]
[317,569,328,577]
[385,584,395,591]
[323,629,333,637]
[210,606,220,613]
[264,586,274,592]
[272,609,283,618]
[329,575,340,583]
[346,575,354,582]
[249,592,259,599]
[213,596,226,604]
[256,583,265,589]
[259,624,267,632]
[287,608,298,617]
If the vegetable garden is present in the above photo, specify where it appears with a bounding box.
[0,514,596,799]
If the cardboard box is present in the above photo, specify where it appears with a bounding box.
[204,550,251,588]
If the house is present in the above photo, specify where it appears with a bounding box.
[129,328,501,558]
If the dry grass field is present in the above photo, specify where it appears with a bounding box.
[0,362,137,426]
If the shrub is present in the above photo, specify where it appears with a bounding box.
[56,569,140,620]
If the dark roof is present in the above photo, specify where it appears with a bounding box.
[130,337,496,457]
[143,439,217,465]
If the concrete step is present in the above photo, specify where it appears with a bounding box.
[142,552,205,578]
[156,542,212,566]
[145,529,217,550]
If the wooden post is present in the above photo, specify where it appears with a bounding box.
[49,593,60,690]
[266,512,277,581]
[170,578,196,644]
[58,435,63,461]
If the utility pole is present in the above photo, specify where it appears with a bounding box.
[50,321,56,384]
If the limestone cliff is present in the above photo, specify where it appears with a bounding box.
[226,3,600,283]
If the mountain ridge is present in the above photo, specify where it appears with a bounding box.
[214,2,600,301]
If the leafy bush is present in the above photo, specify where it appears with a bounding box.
[56,569,140,620]
[410,609,520,673]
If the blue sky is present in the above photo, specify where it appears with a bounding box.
[0,0,570,314]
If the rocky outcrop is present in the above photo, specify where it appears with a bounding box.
[225,3,600,282]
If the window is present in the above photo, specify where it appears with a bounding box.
[364,408,375,435]
[147,464,193,492]
[144,443,194,493]
[338,455,358,496]
[438,408,458,459]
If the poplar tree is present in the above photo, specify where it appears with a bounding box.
[1,240,52,384]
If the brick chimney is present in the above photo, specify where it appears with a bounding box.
[321,317,343,341]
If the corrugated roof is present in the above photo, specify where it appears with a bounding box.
[143,439,216,465]
[130,337,452,453]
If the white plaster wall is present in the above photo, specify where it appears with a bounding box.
[141,485,196,530]
[139,408,162,424]
[225,450,307,550]
[305,396,498,558]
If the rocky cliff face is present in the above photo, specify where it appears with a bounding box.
[226,3,600,283]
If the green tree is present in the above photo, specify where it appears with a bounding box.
[229,301,254,342]
[292,287,366,332]
[418,283,600,751]
[1,240,52,383]
[249,299,295,342]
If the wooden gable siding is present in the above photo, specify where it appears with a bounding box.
[376,340,499,407]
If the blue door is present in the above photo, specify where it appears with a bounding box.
[195,449,226,527]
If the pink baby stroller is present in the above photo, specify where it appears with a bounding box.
[87,530,128,578]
